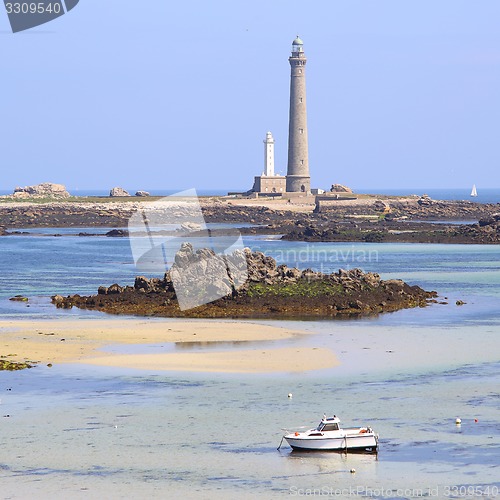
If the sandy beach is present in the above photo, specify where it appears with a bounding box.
[0,319,338,373]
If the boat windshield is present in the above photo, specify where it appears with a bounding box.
[317,421,339,431]
[322,423,339,431]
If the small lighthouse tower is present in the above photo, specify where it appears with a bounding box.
[263,131,275,176]
[286,36,311,193]
[251,131,286,194]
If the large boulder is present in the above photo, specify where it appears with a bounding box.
[110,187,131,197]
[105,229,129,237]
[179,222,203,233]
[373,200,390,212]
[168,243,248,309]
[13,183,70,198]
[417,194,434,206]
[330,184,353,193]
[245,249,279,284]
[133,275,170,293]
[107,284,123,294]
[135,191,150,197]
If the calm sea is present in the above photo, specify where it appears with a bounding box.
[0,232,499,499]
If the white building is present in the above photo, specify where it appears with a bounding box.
[252,131,286,194]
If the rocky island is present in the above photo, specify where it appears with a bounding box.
[53,245,437,319]
[12,182,70,199]
[1,190,499,244]
[283,214,500,244]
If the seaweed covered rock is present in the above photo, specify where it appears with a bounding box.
[53,246,437,319]
[0,359,34,371]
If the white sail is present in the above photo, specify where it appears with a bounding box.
[470,184,478,197]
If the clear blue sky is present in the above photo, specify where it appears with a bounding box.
[2,0,500,192]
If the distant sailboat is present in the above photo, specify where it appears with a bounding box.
[470,184,478,197]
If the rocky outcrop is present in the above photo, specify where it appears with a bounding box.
[0,204,134,228]
[135,191,150,197]
[373,200,390,212]
[417,194,433,206]
[13,183,70,198]
[105,229,129,237]
[331,184,353,193]
[109,187,131,197]
[315,194,497,221]
[390,197,495,220]
[450,214,500,243]
[179,222,203,232]
[284,217,500,244]
[478,213,500,227]
[52,246,436,319]
[9,295,28,302]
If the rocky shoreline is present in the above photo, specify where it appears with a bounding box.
[0,202,134,228]
[52,246,437,319]
[1,195,499,244]
[283,214,500,244]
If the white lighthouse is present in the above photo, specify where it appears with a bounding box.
[263,131,275,176]
[251,131,286,194]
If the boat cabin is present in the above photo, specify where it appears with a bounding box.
[316,416,340,432]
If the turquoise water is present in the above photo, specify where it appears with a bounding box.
[0,233,499,499]
[2,233,500,309]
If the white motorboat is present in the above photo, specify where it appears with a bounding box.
[282,415,378,452]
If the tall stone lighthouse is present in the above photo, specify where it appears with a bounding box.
[286,36,311,193]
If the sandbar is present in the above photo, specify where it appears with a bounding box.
[0,319,338,373]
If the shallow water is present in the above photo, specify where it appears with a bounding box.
[0,234,499,499]
[1,342,498,499]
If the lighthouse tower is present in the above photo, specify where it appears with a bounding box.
[263,131,275,176]
[251,131,286,194]
[286,36,311,193]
